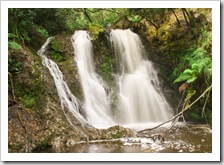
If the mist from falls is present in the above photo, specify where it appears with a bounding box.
[37,37,87,127]
[71,31,115,128]
[110,29,173,124]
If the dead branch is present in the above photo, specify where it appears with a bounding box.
[137,85,212,136]
[202,87,211,118]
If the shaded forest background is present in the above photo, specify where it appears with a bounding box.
[8,8,212,152]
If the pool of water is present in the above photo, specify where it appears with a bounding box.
[45,123,212,153]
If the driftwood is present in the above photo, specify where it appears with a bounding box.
[137,85,212,138]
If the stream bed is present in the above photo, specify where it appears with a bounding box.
[44,123,212,153]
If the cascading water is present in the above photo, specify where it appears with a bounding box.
[37,30,173,130]
[110,29,173,125]
[71,30,115,128]
[37,37,87,127]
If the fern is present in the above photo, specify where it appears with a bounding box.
[8,33,18,38]
[173,72,193,83]
[186,76,197,83]
[8,41,22,50]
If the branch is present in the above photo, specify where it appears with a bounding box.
[169,9,181,27]
[137,13,159,30]
[8,72,15,100]
[181,9,194,35]
[137,85,212,135]
[83,9,92,23]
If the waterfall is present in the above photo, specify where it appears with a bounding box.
[110,29,173,125]
[71,30,115,128]
[37,30,173,130]
[37,37,87,127]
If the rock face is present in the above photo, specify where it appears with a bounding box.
[8,47,87,152]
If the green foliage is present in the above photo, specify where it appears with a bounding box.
[8,41,22,50]
[8,33,17,38]
[172,22,212,122]
[127,15,141,23]
[88,23,104,40]
[8,58,22,74]
[16,78,45,109]
[174,63,198,84]
[8,33,22,50]
[188,109,202,121]
[38,27,49,37]
[49,39,66,62]
[104,16,117,27]
[98,56,115,83]
[112,131,123,139]
[173,29,212,85]
[174,72,193,83]
[22,95,36,108]
[49,51,66,62]
[14,59,45,110]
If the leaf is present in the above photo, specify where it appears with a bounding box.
[191,63,199,71]
[8,41,22,50]
[186,76,197,83]
[173,73,192,83]
[8,33,17,38]
[183,69,193,75]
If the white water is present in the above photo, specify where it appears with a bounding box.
[110,29,173,124]
[37,37,87,126]
[37,30,173,130]
[71,31,115,128]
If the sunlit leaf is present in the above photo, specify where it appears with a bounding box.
[186,76,197,83]
[173,73,192,83]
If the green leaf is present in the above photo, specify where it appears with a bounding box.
[127,15,140,23]
[8,41,22,50]
[8,33,17,38]
[191,63,199,71]
[186,76,197,83]
[173,73,192,83]
[183,69,193,75]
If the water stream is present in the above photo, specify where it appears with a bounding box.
[110,29,173,124]
[71,31,115,128]
[37,37,87,127]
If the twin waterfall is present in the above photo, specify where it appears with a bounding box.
[38,29,173,129]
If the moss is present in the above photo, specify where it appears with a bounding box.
[49,38,67,62]
[112,131,123,139]
[8,142,25,153]
[32,133,54,152]
[13,52,46,110]
[22,95,36,108]
[186,107,211,124]
[32,141,52,153]
[49,50,66,62]
[88,23,104,40]
[97,56,115,84]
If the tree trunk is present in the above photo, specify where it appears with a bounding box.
[181,8,194,35]
[83,9,92,23]
[170,9,181,27]
[143,17,159,30]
